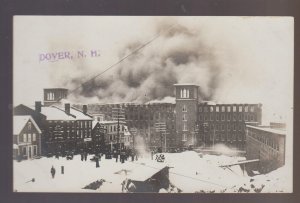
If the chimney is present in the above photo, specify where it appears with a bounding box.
[65,103,70,115]
[83,105,88,114]
[35,101,42,113]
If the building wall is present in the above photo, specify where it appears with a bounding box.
[198,104,262,150]
[14,120,41,159]
[44,120,92,154]
[245,126,285,173]
[91,123,106,152]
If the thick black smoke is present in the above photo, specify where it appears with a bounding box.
[54,20,222,103]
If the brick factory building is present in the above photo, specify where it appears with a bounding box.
[245,123,286,174]
[74,84,262,151]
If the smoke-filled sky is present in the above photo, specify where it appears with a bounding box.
[14,16,293,123]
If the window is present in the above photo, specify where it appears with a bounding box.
[199,115,203,121]
[227,124,231,131]
[221,114,225,121]
[216,114,219,121]
[210,114,213,121]
[182,114,187,121]
[28,122,32,130]
[181,88,189,98]
[28,134,31,142]
[183,105,187,112]
[227,106,231,112]
[206,115,210,121]
[239,106,243,112]
[245,106,248,112]
[23,134,27,142]
[182,134,187,141]
[233,106,237,112]
[239,125,242,131]
[216,106,219,112]
[183,123,187,131]
[204,107,208,112]
[199,107,202,112]
[227,114,231,121]
[210,106,214,112]
[221,106,225,112]
[233,114,236,121]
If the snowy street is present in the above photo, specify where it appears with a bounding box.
[13,151,288,193]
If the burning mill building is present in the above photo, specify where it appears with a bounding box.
[74,84,262,151]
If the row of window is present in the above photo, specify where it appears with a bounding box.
[204,123,245,131]
[199,105,256,113]
[48,121,92,128]
[182,133,244,142]
[20,133,37,143]
[199,113,256,122]
[104,125,125,133]
[46,92,55,101]
[21,145,38,156]
[247,131,280,151]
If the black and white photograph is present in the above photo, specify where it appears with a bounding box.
[12,16,293,193]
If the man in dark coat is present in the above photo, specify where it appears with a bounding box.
[95,156,100,168]
[51,166,56,179]
[84,152,88,161]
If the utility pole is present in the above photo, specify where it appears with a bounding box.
[212,125,215,150]
[117,107,120,150]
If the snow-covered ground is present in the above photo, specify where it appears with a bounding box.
[13,151,289,193]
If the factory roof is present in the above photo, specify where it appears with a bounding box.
[246,125,286,136]
[70,107,93,120]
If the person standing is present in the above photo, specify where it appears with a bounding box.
[95,156,100,168]
[84,152,88,161]
[51,166,56,179]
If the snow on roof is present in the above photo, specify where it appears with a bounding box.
[99,120,126,124]
[13,115,42,135]
[40,106,76,121]
[246,125,286,135]
[70,107,92,120]
[127,162,168,182]
[92,121,99,129]
[173,83,199,86]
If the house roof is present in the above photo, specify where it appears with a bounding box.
[13,115,42,135]
[40,106,76,120]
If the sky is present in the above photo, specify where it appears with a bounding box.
[13,16,293,124]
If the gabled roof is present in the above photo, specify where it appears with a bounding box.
[13,115,42,135]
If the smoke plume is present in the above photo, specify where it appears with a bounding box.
[51,20,222,104]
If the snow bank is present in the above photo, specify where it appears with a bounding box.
[13,151,290,193]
